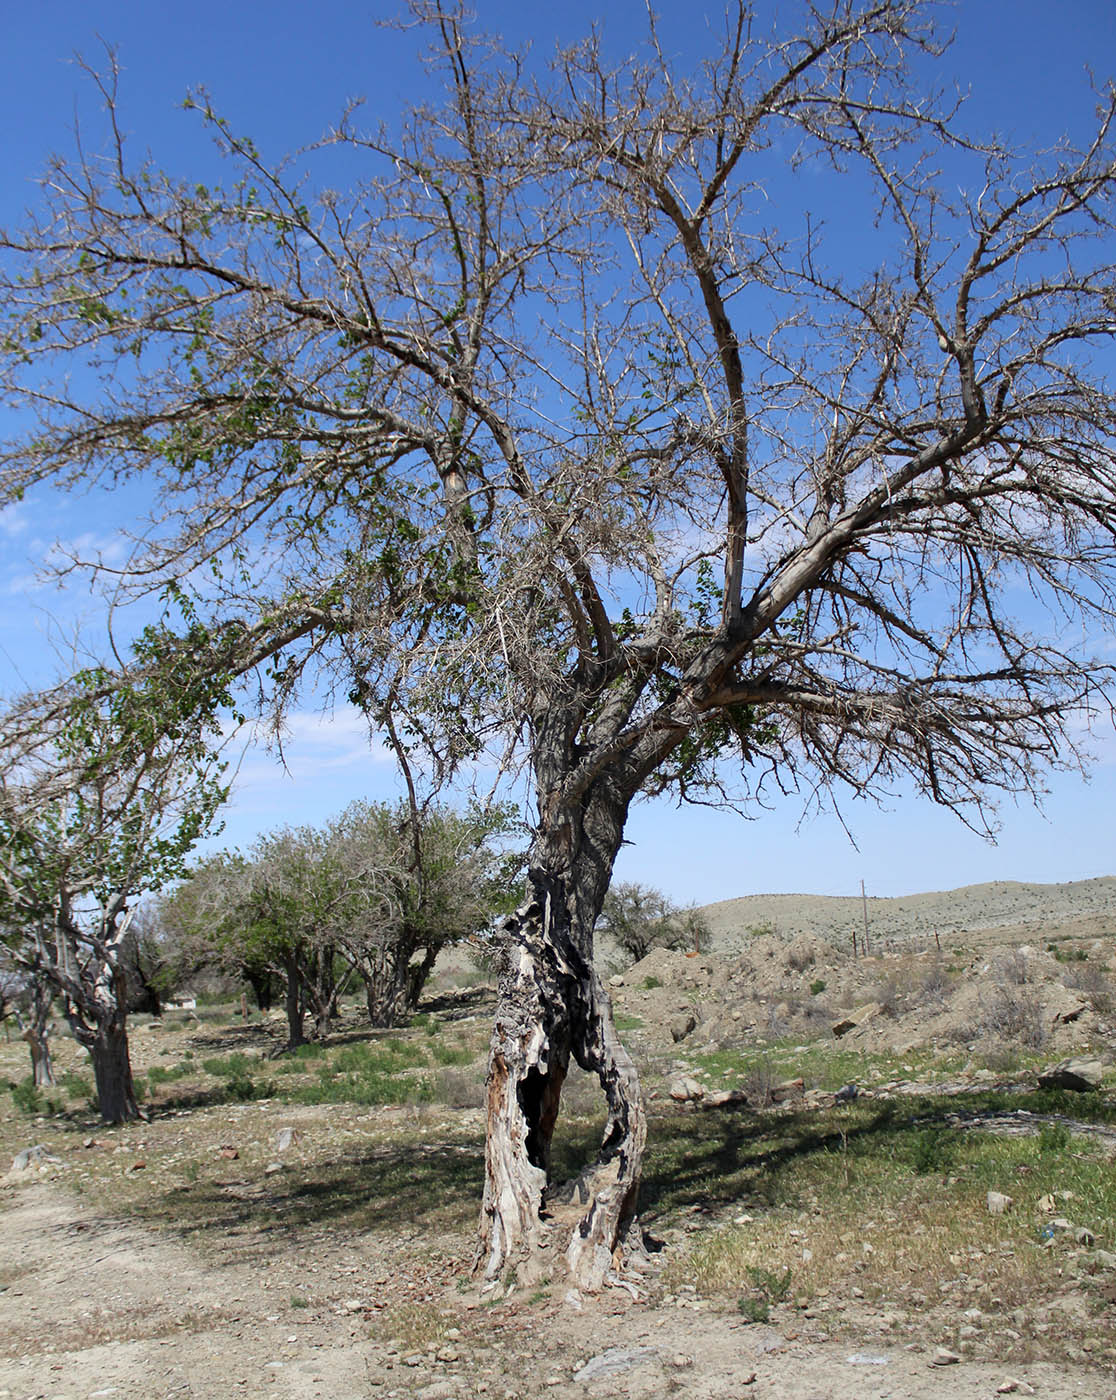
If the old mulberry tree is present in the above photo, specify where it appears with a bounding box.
[2,1,1115,1286]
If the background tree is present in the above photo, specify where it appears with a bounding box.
[2,1,1115,1283]
[0,643,230,1122]
[599,882,711,966]
[321,798,522,1026]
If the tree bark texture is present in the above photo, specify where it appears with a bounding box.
[478,782,646,1292]
[87,1020,139,1124]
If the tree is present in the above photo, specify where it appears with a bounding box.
[0,648,229,1122]
[320,798,522,1026]
[2,2,1115,1284]
[599,882,711,965]
[164,797,521,1037]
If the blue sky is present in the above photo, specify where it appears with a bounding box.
[2,2,1115,904]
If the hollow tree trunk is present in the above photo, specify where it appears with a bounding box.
[478,780,646,1293]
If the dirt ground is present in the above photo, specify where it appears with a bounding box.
[5,877,1116,1400]
[2,1173,1112,1400]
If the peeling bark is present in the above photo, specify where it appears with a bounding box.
[477,781,648,1293]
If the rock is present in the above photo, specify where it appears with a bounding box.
[669,1076,704,1102]
[1084,1249,1116,1271]
[10,1144,57,1172]
[564,1289,583,1310]
[987,1191,1014,1215]
[1074,1225,1096,1246]
[846,1354,889,1366]
[931,1347,961,1366]
[832,1003,881,1038]
[276,1127,296,1152]
[669,1354,693,1369]
[772,1077,804,1102]
[670,1013,697,1043]
[219,1145,239,1160]
[1038,1058,1104,1092]
[436,1346,460,1362]
[416,1383,457,1400]
[705,1088,749,1108]
[573,1347,659,1382]
[265,1161,284,1174]
[609,974,624,988]
[834,1083,859,1103]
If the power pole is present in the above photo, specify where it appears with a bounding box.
[860,879,870,957]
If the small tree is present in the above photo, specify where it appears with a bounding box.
[599,882,711,965]
[0,645,229,1122]
[323,798,522,1026]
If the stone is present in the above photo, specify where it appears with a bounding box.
[265,1161,284,1175]
[573,1348,658,1382]
[1084,1249,1116,1271]
[1037,1058,1104,1092]
[704,1089,749,1108]
[771,1077,805,1102]
[832,1003,881,1038]
[1074,1225,1096,1246]
[10,1144,57,1172]
[931,1347,961,1366]
[670,1013,697,1043]
[276,1127,296,1152]
[416,1383,458,1400]
[609,974,624,988]
[987,1191,1014,1215]
[668,1076,704,1102]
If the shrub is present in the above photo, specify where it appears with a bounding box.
[809,979,826,996]
[911,1126,955,1175]
[977,985,1048,1048]
[1038,1121,1072,1154]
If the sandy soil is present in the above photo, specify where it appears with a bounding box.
[1,1178,1112,1400]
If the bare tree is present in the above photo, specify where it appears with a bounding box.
[599,882,711,965]
[1,2,1115,1285]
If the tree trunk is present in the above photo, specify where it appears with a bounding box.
[477,782,646,1293]
[21,977,56,1086]
[283,953,307,1047]
[89,1020,139,1124]
[22,1025,56,1087]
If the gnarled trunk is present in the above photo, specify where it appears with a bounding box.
[477,780,646,1293]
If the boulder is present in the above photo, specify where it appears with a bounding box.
[832,1003,881,1038]
[1038,1058,1104,1092]
[670,1012,697,1043]
[669,1076,705,1102]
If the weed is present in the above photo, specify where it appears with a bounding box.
[290,1294,309,1308]
[59,1070,94,1102]
[737,1295,770,1323]
[1038,1121,1072,1154]
[809,979,827,996]
[737,1265,792,1323]
[642,975,663,990]
[10,1078,48,1114]
[614,1013,644,1030]
[911,1126,955,1175]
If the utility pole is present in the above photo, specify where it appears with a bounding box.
[860,879,870,957]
